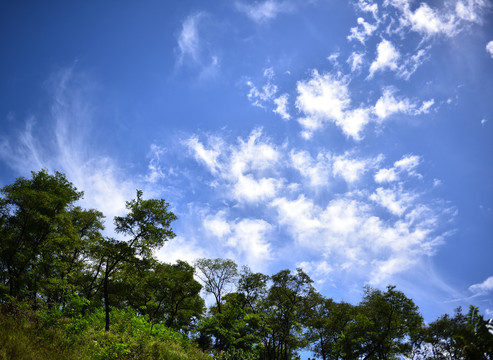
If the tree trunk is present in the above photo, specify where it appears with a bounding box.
[104,272,110,332]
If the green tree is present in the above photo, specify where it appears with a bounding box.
[40,206,104,306]
[116,259,204,332]
[197,267,268,356]
[238,266,269,314]
[0,170,100,305]
[263,268,314,360]
[304,292,356,360]
[354,285,423,360]
[195,258,238,314]
[88,190,177,331]
[420,306,493,360]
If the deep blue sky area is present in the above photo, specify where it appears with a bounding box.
[1,1,493,356]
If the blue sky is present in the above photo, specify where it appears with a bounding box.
[1,0,493,333]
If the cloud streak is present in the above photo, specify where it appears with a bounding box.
[0,68,158,230]
[176,12,219,78]
[236,0,294,23]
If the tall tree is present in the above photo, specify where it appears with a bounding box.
[116,259,204,332]
[90,190,177,331]
[263,268,314,360]
[355,285,423,360]
[195,258,238,314]
[419,306,493,360]
[304,292,356,360]
[0,170,88,303]
[238,266,269,314]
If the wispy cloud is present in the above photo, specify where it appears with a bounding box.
[290,150,331,188]
[374,89,435,120]
[176,12,220,78]
[244,68,294,121]
[273,94,291,120]
[177,13,203,65]
[183,129,454,285]
[0,68,152,229]
[203,211,273,271]
[348,17,378,44]
[387,0,489,38]
[375,154,422,183]
[236,0,294,23]
[271,190,449,285]
[347,52,365,73]
[469,276,493,294]
[487,40,493,58]
[332,153,382,183]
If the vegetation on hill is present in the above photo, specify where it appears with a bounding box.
[0,170,492,359]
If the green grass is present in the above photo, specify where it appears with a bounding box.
[0,304,212,360]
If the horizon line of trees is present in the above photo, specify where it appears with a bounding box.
[0,170,492,360]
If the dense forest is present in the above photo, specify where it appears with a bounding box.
[0,170,492,360]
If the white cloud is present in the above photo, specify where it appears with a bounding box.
[374,89,434,120]
[184,128,452,285]
[356,0,379,19]
[295,70,371,140]
[273,94,291,120]
[374,167,398,183]
[395,154,421,175]
[417,99,435,114]
[233,175,282,203]
[455,0,488,23]
[0,118,45,173]
[176,13,219,77]
[230,129,280,176]
[290,150,331,188]
[247,81,278,108]
[333,153,381,183]
[145,144,166,183]
[348,17,378,44]
[407,3,457,36]
[157,235,208,265]
[469,276,493,294]
[487,41,493,58]
[398,48,429,80]
[203,210,232,238]
[297,260,333,284]
[246,67,280,109]
[296,71,349,123]
[347,52,365,72]
[236,0,293,23]
[228,218,273,270]
[295,71,434,139]
[374,88,413,120]
[185,135,223,174]
[388,0,488,38]
[368,39,400,78]
[370,186,416,216]
[374,154,422,183]
[327,52,340,66]
[203,211,273,271]
[271,191,447,284]
[177,13,203,65]
[186,129,283,204]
